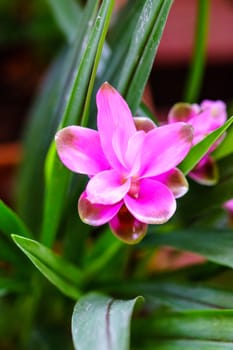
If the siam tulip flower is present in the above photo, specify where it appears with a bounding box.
[55,83,193,244]
[168,100,227,185]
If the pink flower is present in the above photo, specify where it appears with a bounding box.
[55,83,193,243]
[223,199,233,227]
[168,100,227,185]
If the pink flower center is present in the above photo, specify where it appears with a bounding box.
[128,177,140,198]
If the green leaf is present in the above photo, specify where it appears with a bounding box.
[41,0,114,247]
[83,228,123,280]
[12,235,82,299]
[149,310,233,349]
[183,0,210,102]
[0,237,26,265]
[0,277,26,297]
[179,116,233,174]
[72,293,143,350]
[116,0,173,113]
[176,155,233,225]
[108,281,233,311]
[16,1,98,233]
[46,0,81,43]
[142,228,233,269]
[213,124,233,160]
[0,200,31,238]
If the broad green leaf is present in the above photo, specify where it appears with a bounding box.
[179,116,233,174]
[12,235,82,299]
[46,0,81,43]
[142,229,233,269]
[0,200,31,238]
[143,340,233,350]
[116,0,173,113]
[107,281,233,311]
[41,0,114,247]
[149,310,233,348]
[72,293,142,350]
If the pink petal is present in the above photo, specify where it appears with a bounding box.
[78,191,122,226]
[109,205,147,244]
[189,155,219,186]
[86,169,130,205]
[124,178,176,224]
[96,83,136,170]
[133,117,157,132]
[189,101,227,142]
[201,100,227,128]
[154,168,189,198]
[125,131,146,175]
[55,126,109,175]
[223,199,233,227]
[223,199,233,212]
[168,103,200,123]
[140,123,193,178]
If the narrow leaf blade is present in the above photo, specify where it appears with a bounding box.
[41,0,114,247]
[115,0,173,113]
[0,201,31,238]
[179,116,233,174]
[109,281,233,311]
[46,0,81,42]
[152,310,233,343]
[12,235,82,299]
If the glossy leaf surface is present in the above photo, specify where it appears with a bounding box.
[12,235,82,299]
[72,293,142,350]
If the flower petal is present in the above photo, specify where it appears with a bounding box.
[55,126,109,175]
[96,82,136,170]
[154,168,189,198]
[109,205,147,244]
[140,122,193,177]
[223,199,233,213]
[125,131,145,175]
[78,191,122,226]
[134,117,157,132]
[86,169,130,205]
[168,103,199,123]
[124,178,176,224]
[201,100,227,129]
[189,155,219,186]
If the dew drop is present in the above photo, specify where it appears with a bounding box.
[109,205,147,244]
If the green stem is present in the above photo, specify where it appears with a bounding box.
[183,0,210,102]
